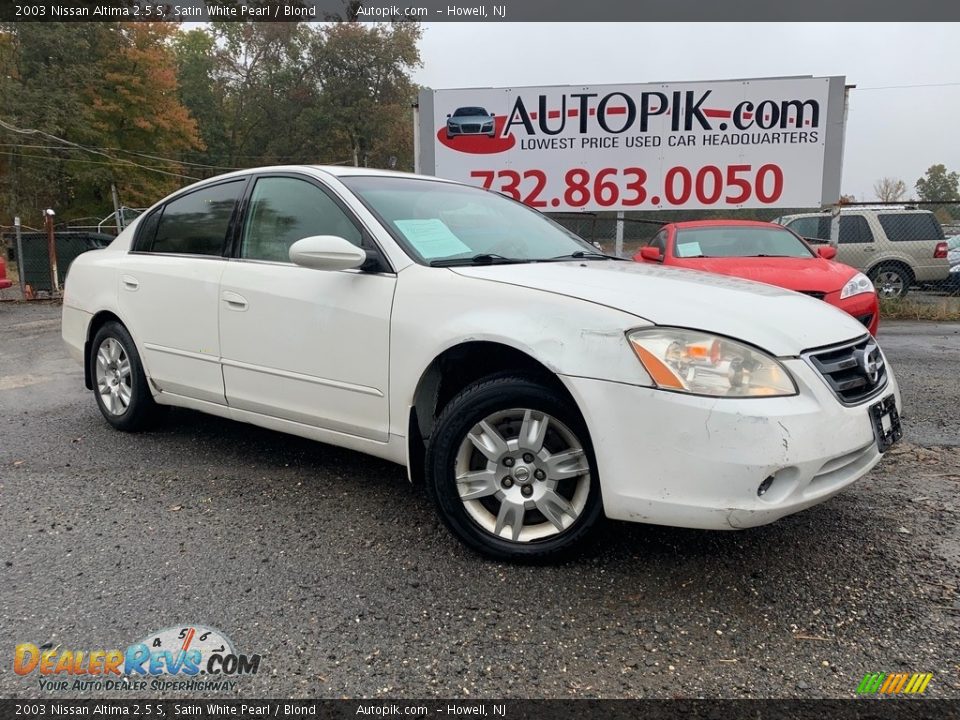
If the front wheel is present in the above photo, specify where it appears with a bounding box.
[90,321,162,431]
[425,374,603,562]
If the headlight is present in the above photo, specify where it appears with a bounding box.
[840,272,874,299]
[627,328,796,398]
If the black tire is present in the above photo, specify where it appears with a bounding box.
[425,373,603,563]
[89,321,162,432]
[869,263,913,299]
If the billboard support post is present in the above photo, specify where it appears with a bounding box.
[615,212,624,257]
[413,103,421,174]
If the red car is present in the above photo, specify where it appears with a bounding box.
[0,255,12,290]
[634,220,879,335]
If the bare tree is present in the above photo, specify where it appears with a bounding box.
[874,177,907,203]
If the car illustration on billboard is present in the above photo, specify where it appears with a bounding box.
[446,106,497,138]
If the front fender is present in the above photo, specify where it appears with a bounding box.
[388,265,654,438]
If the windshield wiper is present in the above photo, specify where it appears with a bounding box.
[546,250,622,261]
[429,253,528,267]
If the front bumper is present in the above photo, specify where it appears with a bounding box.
[446,125,496,137]
[827,290,879,336]
[561,355,900,530]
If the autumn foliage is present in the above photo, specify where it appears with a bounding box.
[0,21,422,227]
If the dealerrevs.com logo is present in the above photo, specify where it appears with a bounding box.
[856,672,934,695]
[14,625,261,692]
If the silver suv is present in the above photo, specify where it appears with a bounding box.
[775,208,950,298]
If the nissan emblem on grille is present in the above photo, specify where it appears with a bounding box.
[854,341,884,385]
[804,336,888,406]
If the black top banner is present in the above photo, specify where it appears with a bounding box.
[1,0,959,21]
[2,699,958,720]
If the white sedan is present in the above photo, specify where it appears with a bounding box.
[62,166,903,561]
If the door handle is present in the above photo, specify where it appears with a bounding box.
[121,275,139,291]
[221,291,248,311]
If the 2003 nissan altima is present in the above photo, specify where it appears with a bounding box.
[62,166,903,561]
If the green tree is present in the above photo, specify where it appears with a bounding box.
[309,22,422,168]
[915,164,960,202]
[207,22,320,166]
[174,28,229,172]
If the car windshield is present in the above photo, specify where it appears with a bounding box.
[948,235,960,250]
[453,107,488,117]
[341,176,603,265]
[674,226,815,259]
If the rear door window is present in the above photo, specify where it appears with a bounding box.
[145,180,246,256]
[877,213,945,242]
[838,216,873,244]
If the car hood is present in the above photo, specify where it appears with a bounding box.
[673,256,856,293]
[451,261,869,357]
[449,115,492,123]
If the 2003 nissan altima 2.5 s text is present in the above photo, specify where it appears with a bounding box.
[62,166,903,561]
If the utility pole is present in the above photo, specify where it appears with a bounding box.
[44,208,59,295]
[14,215,25,297]
[111,183,122,233]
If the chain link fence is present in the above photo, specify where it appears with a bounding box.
[549,201,960,297]
[1,229,113,300]
[2,202,958,300]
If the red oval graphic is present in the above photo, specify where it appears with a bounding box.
[437,116,515,154]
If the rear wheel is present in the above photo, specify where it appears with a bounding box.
[426,374,603,562]
[869,263,912,299]
[90,321,162,431]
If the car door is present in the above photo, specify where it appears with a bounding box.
[835,215,875,272]
[218,174,396,441]
[120,178,247,405]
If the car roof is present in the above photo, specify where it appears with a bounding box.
[668,219,785,229]
[780,208,935,218]
[177,165,460,191]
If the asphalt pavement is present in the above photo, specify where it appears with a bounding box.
[1,302,958,699]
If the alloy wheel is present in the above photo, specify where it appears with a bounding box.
[95,337,133,415]
[454,408,591,542]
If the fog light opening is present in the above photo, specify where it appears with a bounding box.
[757,476,775,497]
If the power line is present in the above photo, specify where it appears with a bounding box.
[855,81,960,91]
[0,118,200,180]
[0,141,354,170]
[0,142,240,171]
[0,149,184,170]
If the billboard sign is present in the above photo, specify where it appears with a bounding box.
[417,76,847,211]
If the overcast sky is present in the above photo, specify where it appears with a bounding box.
[412,22,959,201]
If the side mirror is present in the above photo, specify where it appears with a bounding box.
[446,114,452,118]
[817,246,837,260]
[638,246,663,262]
[289,235,366,271]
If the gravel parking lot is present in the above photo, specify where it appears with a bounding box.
[1,302,958,699]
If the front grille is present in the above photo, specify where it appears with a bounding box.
[799,290,826,300]
[462,124,481,133]
[804,335,888,406]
